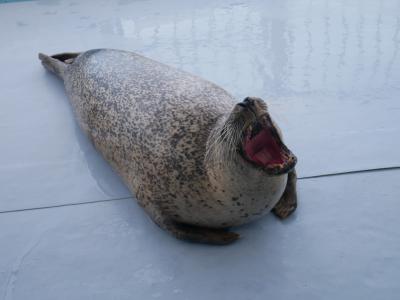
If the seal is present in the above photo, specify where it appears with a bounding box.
[39,49,298,244]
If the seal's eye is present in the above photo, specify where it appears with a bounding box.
[249,122,263,139]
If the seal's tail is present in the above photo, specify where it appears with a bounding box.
[38,52,80,79]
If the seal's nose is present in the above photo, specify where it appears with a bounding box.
[237,97,254,108]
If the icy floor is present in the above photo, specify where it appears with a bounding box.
[0,0,400,299]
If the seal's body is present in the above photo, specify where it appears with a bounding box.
[39,49,298,244]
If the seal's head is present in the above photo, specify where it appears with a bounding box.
[206,97,297,176]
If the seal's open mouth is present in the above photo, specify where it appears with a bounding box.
[242,115,297,175]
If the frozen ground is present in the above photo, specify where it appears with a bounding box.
[0,0,399,299]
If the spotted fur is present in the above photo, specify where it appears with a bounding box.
[39,49,296,244]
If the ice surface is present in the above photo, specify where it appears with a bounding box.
[1,170,399,300]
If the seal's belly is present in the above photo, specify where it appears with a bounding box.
[175,173,288,228]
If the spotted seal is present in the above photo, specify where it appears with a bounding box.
[39,49,298,244]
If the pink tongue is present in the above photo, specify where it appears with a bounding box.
[244,128,284,166]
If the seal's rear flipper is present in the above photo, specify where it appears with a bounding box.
[165,222,240,245]
[38,52,80,79]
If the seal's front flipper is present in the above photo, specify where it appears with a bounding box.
[142,202,239,245]
[165,222,239,245]
[272,169,298,219]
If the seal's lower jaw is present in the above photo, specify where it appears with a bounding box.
[242,116,297,175]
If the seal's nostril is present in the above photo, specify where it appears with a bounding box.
[243,97,255,106]
[238,97,254,107]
